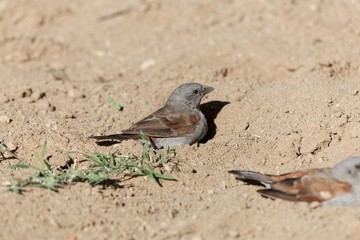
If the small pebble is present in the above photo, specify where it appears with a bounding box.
[140,59,155,70]
[6,142,17,151]
[228,230,240,238]
[0,115,11,124]
[309,201,321,209]
[21,88,33,98]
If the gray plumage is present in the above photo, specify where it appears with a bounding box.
[91,82,214,149]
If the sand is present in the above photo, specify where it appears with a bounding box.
[0,1,360,239]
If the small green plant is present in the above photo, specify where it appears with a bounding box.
[107,96,123,111]
[4,137,177,193]
[6,140,64,192]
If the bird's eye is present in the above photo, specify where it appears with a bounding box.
[193,90,198,94]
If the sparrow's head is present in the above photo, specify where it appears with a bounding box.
[166,83,214,109]
[331,156,360,185]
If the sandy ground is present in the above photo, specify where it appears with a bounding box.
[1,0,360,239]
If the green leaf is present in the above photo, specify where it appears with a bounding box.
[106,96,114,104]
[151,172,177,181]
[35,155,51,172]
[139,130,147,141]
[41,140,47,158]
[107,96,123,111]
[9,162,30,169]
[131,164,176,182]
[113,102,123,111]
[89,153,104,165]
[84,171,108,185]
[7,183,24,193]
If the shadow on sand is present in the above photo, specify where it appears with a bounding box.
[199,100,230,144]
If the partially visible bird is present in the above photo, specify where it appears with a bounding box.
[90,82,214,149]
[229,156,360,206]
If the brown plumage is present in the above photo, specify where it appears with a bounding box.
[229,156,360,205]
[92,108,201,140]
[90,82,214,149]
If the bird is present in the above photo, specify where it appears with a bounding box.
[90,82,214,149]
[228,156,360,206]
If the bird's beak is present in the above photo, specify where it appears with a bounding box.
[203,85,214,95]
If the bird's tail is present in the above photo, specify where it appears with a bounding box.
[90,134,122,141]
[89,134,141,146]
[89,134,141,141]
[228,170,273,186]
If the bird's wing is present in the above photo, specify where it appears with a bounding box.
[265,170,352,202]
[228,170,308,187]
[122,107,201,138]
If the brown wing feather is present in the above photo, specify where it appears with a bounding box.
[296,176,352,202]
[266,171,309,182]
[231,168,352,203]
[269,169,352,202]
[257,189,300,202]
[122,107,201,137]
